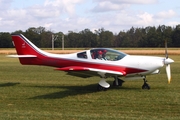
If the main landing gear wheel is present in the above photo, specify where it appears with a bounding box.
[97,85,107,91]
[142,77,150,90]
[142,83,150,90]
[97,79,110,91]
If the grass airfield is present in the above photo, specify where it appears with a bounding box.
[0,54,180,120]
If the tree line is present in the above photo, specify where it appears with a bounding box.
[0,24,180,48]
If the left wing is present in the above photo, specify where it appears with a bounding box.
[55,66,126,78]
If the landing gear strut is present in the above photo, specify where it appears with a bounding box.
[142,76,150,90]
[113,76,124,86]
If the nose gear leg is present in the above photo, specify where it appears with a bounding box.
[142,76,150,90]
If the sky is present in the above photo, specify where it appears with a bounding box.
[0,0,179,34]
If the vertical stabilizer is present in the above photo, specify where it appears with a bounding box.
[11,34,46,65]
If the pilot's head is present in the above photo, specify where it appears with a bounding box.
[103,50,107,53]
[98,51,103,58]
[98,51,103,55]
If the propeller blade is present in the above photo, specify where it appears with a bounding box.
[164,39,174,84]
[166,64,171,84]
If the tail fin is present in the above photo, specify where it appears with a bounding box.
[11,34,42,56]
[11,34,45,65]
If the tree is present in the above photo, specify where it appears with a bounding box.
[67,31,80,48]
[145,26,158,47]
[1,25,180,48]
[24,27,41,47]
[79,29,98,48]
[114,31,126,47]
[40,31,52,48]
[172,24,180,47]
[0,32,13,48]
[95,28,114,47]
[23,27,53,48]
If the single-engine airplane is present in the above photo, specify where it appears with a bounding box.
[9,34,174,90]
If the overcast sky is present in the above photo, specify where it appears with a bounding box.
[0,0,179,34]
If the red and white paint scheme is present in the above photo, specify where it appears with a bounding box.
[9,34,174,90]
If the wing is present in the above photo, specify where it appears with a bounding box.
[55,66,126,78]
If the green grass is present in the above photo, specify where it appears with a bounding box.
[0,55,180,120]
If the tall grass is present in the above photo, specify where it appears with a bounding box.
[0,55,179,120]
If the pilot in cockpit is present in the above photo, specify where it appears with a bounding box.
[97,50,107,60]
[97,51,103,60]
[102,50,107,60]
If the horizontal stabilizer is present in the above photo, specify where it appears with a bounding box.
[7,55,37,58]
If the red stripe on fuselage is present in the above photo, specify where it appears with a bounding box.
[37,56,147,75]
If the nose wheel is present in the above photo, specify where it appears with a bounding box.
[142,77,150,90]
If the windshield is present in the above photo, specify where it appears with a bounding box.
[90,48,127,61]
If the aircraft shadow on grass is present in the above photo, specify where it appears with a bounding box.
[30,82,139,99]
[30,83,102,99]
[0,82,20,87]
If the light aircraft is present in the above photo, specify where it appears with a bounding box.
[9,34,174,91]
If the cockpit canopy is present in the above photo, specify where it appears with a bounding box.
[90,48,127,61]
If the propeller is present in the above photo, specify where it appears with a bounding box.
[166,64,171,84]
[164,40,174,84]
